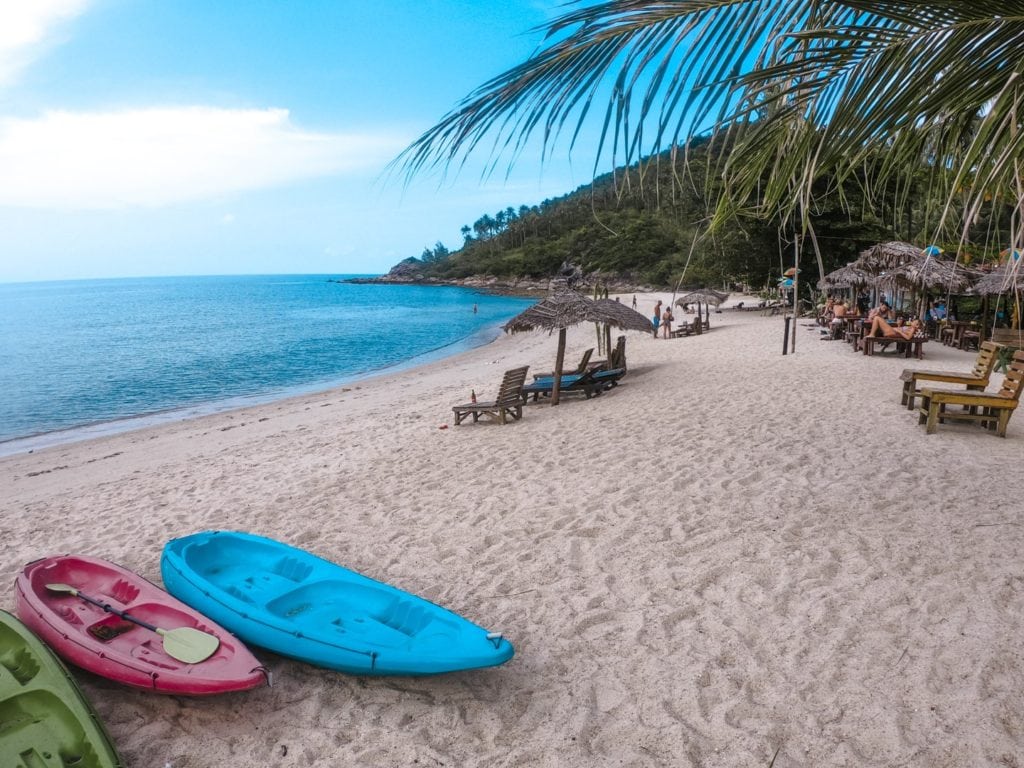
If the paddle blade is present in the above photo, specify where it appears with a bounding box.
[45,583,78,595]
[157,626,220,664]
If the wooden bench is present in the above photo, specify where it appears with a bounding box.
[917,350,1024,437]
[453,366,529,425]
[898,341,999,410]
[861,333,927,359]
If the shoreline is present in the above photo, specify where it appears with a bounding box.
[2,293,1021,766]
[0,318,512,459]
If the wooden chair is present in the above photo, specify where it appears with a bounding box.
[899,341,1000,410]
[452,366,529,425]
[533,349,593,380]
[959,327,981,351]
[939,321,956,346]
[917,350,1024,437]
[845,320,864,348]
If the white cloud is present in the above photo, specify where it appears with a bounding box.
[0,0,89,87]
[0,106,406,209]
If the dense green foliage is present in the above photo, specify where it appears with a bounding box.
[412,141,904,288]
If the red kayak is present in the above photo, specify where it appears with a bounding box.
[16,554,268,695]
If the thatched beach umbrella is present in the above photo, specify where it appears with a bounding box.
[675,289,726,327]
[591,297,654,356]
[503,290,651,405]
[676,289,726,306]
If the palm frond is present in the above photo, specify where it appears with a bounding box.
[396,1,1024,258]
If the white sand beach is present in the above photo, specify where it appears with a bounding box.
[1,295,1022,767]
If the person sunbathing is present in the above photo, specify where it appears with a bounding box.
[868,316,921,340]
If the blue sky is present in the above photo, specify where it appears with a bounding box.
[0,1,599,283]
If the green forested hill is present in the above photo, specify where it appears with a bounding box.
[398,140,966,290]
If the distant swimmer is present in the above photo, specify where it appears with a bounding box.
[473,303,478,314]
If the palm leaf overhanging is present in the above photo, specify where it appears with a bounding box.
[397,2,1024,262]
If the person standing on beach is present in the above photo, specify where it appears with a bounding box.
[652,300,662,337]
[661,305,673,338]
[632,295,637,310]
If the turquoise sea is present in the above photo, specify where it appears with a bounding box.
[0,275,534,453]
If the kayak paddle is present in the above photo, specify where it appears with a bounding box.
[45,582,220,664]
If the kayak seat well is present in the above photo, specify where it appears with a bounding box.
[182,540,312,583]
[265,582,436,639]
[376,597,435,637]
[0,690,103,766]
[106,578,140,605]
[272,556,313,583]
[55,604,85,627]
[0,625,40,686]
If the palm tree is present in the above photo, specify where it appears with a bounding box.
[398,2,1024,259]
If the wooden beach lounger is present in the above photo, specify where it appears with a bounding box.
[899,341,999,410]
[916,350,1024,437]
[861,333,927,359]
[452,366,529,425]
[533,348,593,380]
[521,367,625,402]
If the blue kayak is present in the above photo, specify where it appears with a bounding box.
[160,531,514,676]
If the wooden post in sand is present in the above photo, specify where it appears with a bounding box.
[551,327,567,406]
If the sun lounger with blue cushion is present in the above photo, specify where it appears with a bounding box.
[521,367,625,402]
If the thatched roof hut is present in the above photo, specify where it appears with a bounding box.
[853,241,922,274]
[818,264,874,290]
[878,256,975,294]
[973,262,1024,295]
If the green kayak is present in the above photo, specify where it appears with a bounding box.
[0,609,122,768]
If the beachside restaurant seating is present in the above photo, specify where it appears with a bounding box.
[452,366,529,425]
[899,341,1000,410]
[845,319,865,348]
[988,328,1024,373]
[917,350,1024,437]
[521,367,625,402]
[533,348,593,380]
[940,320,980,350]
